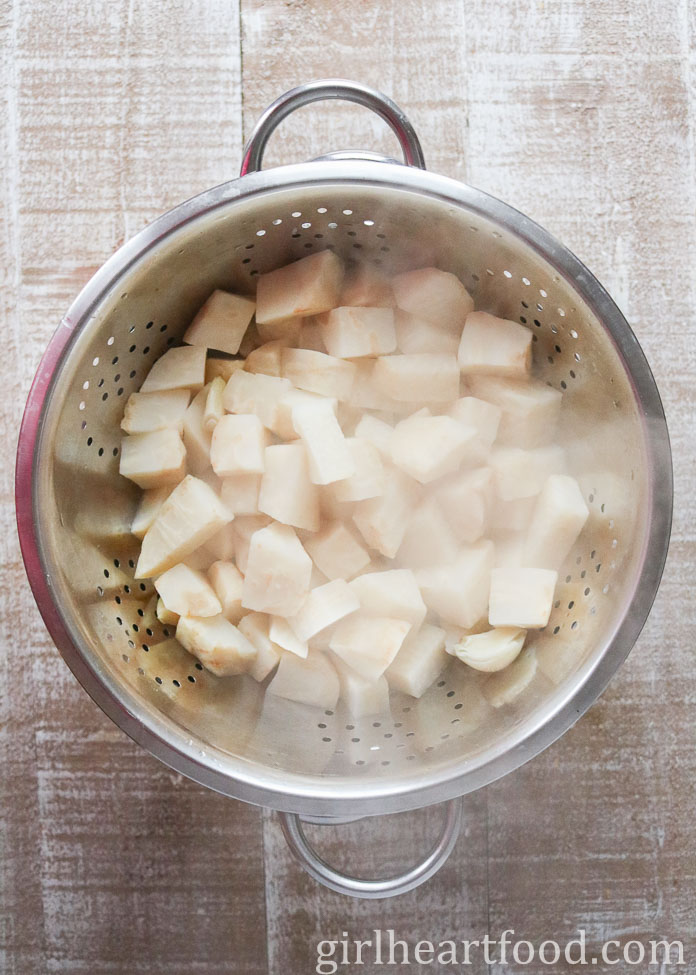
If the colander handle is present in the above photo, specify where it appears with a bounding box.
[240,79,426,175]
[278,797,462,899]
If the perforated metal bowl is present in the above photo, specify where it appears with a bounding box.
[16,81,672,898]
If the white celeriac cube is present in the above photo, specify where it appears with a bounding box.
[334,661,390,717]
[353,414,394,456]
[468,375,563,448]
[183,289,256,355]
[272,388,337,440]
[135,475,233,578]
[348,360,404,413]
[490,495,536,536]
[386,622,448,697]
[182,387,212,476]
[288,579,360,642]
[205,357,246,385]
[489,567,558,628]
[237,612,282,682]
[269,616,309,658]
[322,306,396,358]
[348,568,427,630]
[140,345,206,393]
[524,474,590,570]
[396,499,460,569]
[390,412,473,484]
[437,467,491,544]
[267,650,340,709]
[484,649,538,708]
[458,311,532,378]
[208,560,244,623]
[331,438,385,502]
[131,486,172,539]
[210,414,268,477]
[392,267,474,328]
[491,445,566,500]
[451,627,526,672]
[372,353,460,403]
[298,318,327,353]
[244,339,285,377]
[493,532,527,568]
[448,396,502,453]
[203,376,225,434]
[256,318,303,346]
[282,348,356,401]
[255,250,344,324]
[119,429,186,489]
[156,597,179,627]
[176,613,257,677]
[258,443,320,532]
[417,540,495,628]
[291,397,355,485]
[220,473,261,516]
[340,264,393,307]
[241,522,312,616]
[223,370,292,431]
[303,521,371,581]
[121,388,190,435]
[352,468,420,558]
[395,310,460,355]
[330,616,410,682]
[231,514,271,574]
[154,563,221,618]
[204,522,237,561]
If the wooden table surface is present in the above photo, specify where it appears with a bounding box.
[2,2,694,973]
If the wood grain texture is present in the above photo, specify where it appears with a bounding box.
[2,0,695,972]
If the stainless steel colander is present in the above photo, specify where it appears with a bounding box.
[16,80,672,899]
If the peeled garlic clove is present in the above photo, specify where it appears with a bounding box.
[453,627,527,673]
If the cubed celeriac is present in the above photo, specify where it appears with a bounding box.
[468,375,562,449]
[458,311,532,378]
[203,376,225,434]
[219,473,261,515]
[205,357,246,384]
[334,661,391,717]
[223,370,292,431]
[269,616,308,658]
[241,522,312,616]
[182,387,212,476]
[303,521,371,581]
[154,563,221,618]
[390,412,473,484]
[208,561,244,623]
[272,388,338,440]
[372,353,460,403]
[204,522,237,561]
[282,347,356,400]
[348,360,406,413]
[291,397,355,485]
[231,514,271,574]
[386,622,448,698]
[131,486,172,539]
[437,467,491,544]
[267,650,340,709]
[340,264,393,307]
[299,317,327,353]
[392,267,474,328]
[447,396,501,453]
[257,443,319,531]
[176,614,257,677]
[329,615,410,682]
[119,429,186,489]
[524,474,590,570]
[244,340,286,377]
[322,306,396,358]
[352,468,420,558]
[156,597,179,626]
[210,414,268,477]
[183,289,255,355]
[353,413,394,456]
[288,579,360,642]
[256,318,303,345]
[489,495,536,536]
[255,250,344,324]
[140,345,206,393]
[417,540,495,628]
[330,438,385,502]
[491,445,566,500]
[452,627,527,672]
[121,388,190,434]
[135,475,233,578]
[396,499,460,569]
[348,568,427,630]
[395,310,460,355]
[237,612,281,682]
[488,567,558,628]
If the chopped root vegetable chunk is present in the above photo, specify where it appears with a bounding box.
[390,413,473,484]
[140,346,206,393]
[121,389,190,434]
[330,615,410,682]
[258,443,320,531]
[288,579,360,642]
[303,521,370,580]
[386,622,448,697]
[208,561,244,623]
[392,267,474,328]
[183,289,255,356]
[210,413,268,476]
[267,650,340,708]
[176,614,257,677]
[119,429,186,489]
[458,311,532,378]
[335,661,390,716]
[241,522,312,616]
[282,348,356,400]
[291,397,355,485]
[372,353,460,402]
[524,474,590,570]
[322,306,396,358]
[488,567,558,628]
[238,612,281,682]
[256,250,344,324]
[155,563,221,618]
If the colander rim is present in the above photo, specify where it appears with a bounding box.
[17,158,673,816]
